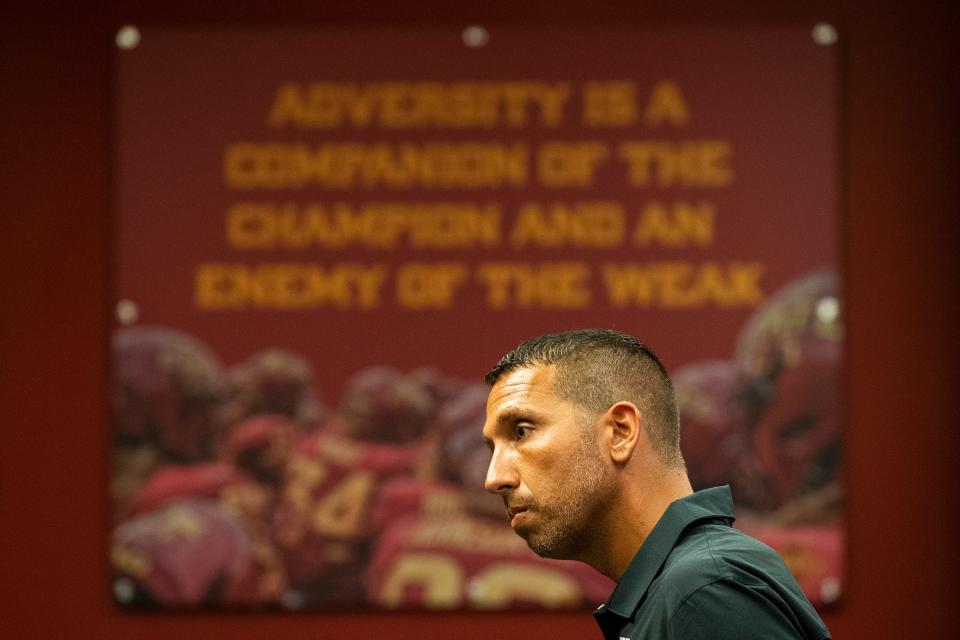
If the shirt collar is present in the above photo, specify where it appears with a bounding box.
[597,485,736,620]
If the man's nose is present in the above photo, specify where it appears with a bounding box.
[484,446,519,494]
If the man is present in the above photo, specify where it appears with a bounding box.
[482,329,830,639]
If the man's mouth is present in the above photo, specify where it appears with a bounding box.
[507,506,528,527]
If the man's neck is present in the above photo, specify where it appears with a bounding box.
[590,468,693,581]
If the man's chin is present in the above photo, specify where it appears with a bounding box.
[512,523,548,555]
[511,513,577,559]
[521,529,571,560]
[512,521,535,543]
[526,538,568,559]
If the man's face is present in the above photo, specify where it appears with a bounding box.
[482,364,615,560]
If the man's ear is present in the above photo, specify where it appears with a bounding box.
[604,401,643,464]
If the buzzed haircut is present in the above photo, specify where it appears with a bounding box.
[485,328,683,467]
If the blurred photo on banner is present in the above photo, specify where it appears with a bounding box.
[110,26,841,611]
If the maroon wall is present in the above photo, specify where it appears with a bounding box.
[2,2,957,638]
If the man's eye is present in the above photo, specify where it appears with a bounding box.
[515,425,531,440]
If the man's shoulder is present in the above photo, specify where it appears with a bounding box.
[664,521,793,586]
[646,521,804,615]
[648,524,829,640]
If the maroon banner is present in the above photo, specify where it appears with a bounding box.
[111,26,841,611]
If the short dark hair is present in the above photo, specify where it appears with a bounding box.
[485,328,683,467]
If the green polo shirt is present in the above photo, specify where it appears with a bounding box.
[593,486,830,640]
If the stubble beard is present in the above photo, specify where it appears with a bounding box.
[519,432,615,561]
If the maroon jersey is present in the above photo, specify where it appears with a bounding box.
[112,498,264,606]
[368,475,507,537]
[366,511,614,610]
[125,463,287,604]
[222,414,297,486]
[130,462,252,516]
[273,429,429,600]
[367,477,468,533]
